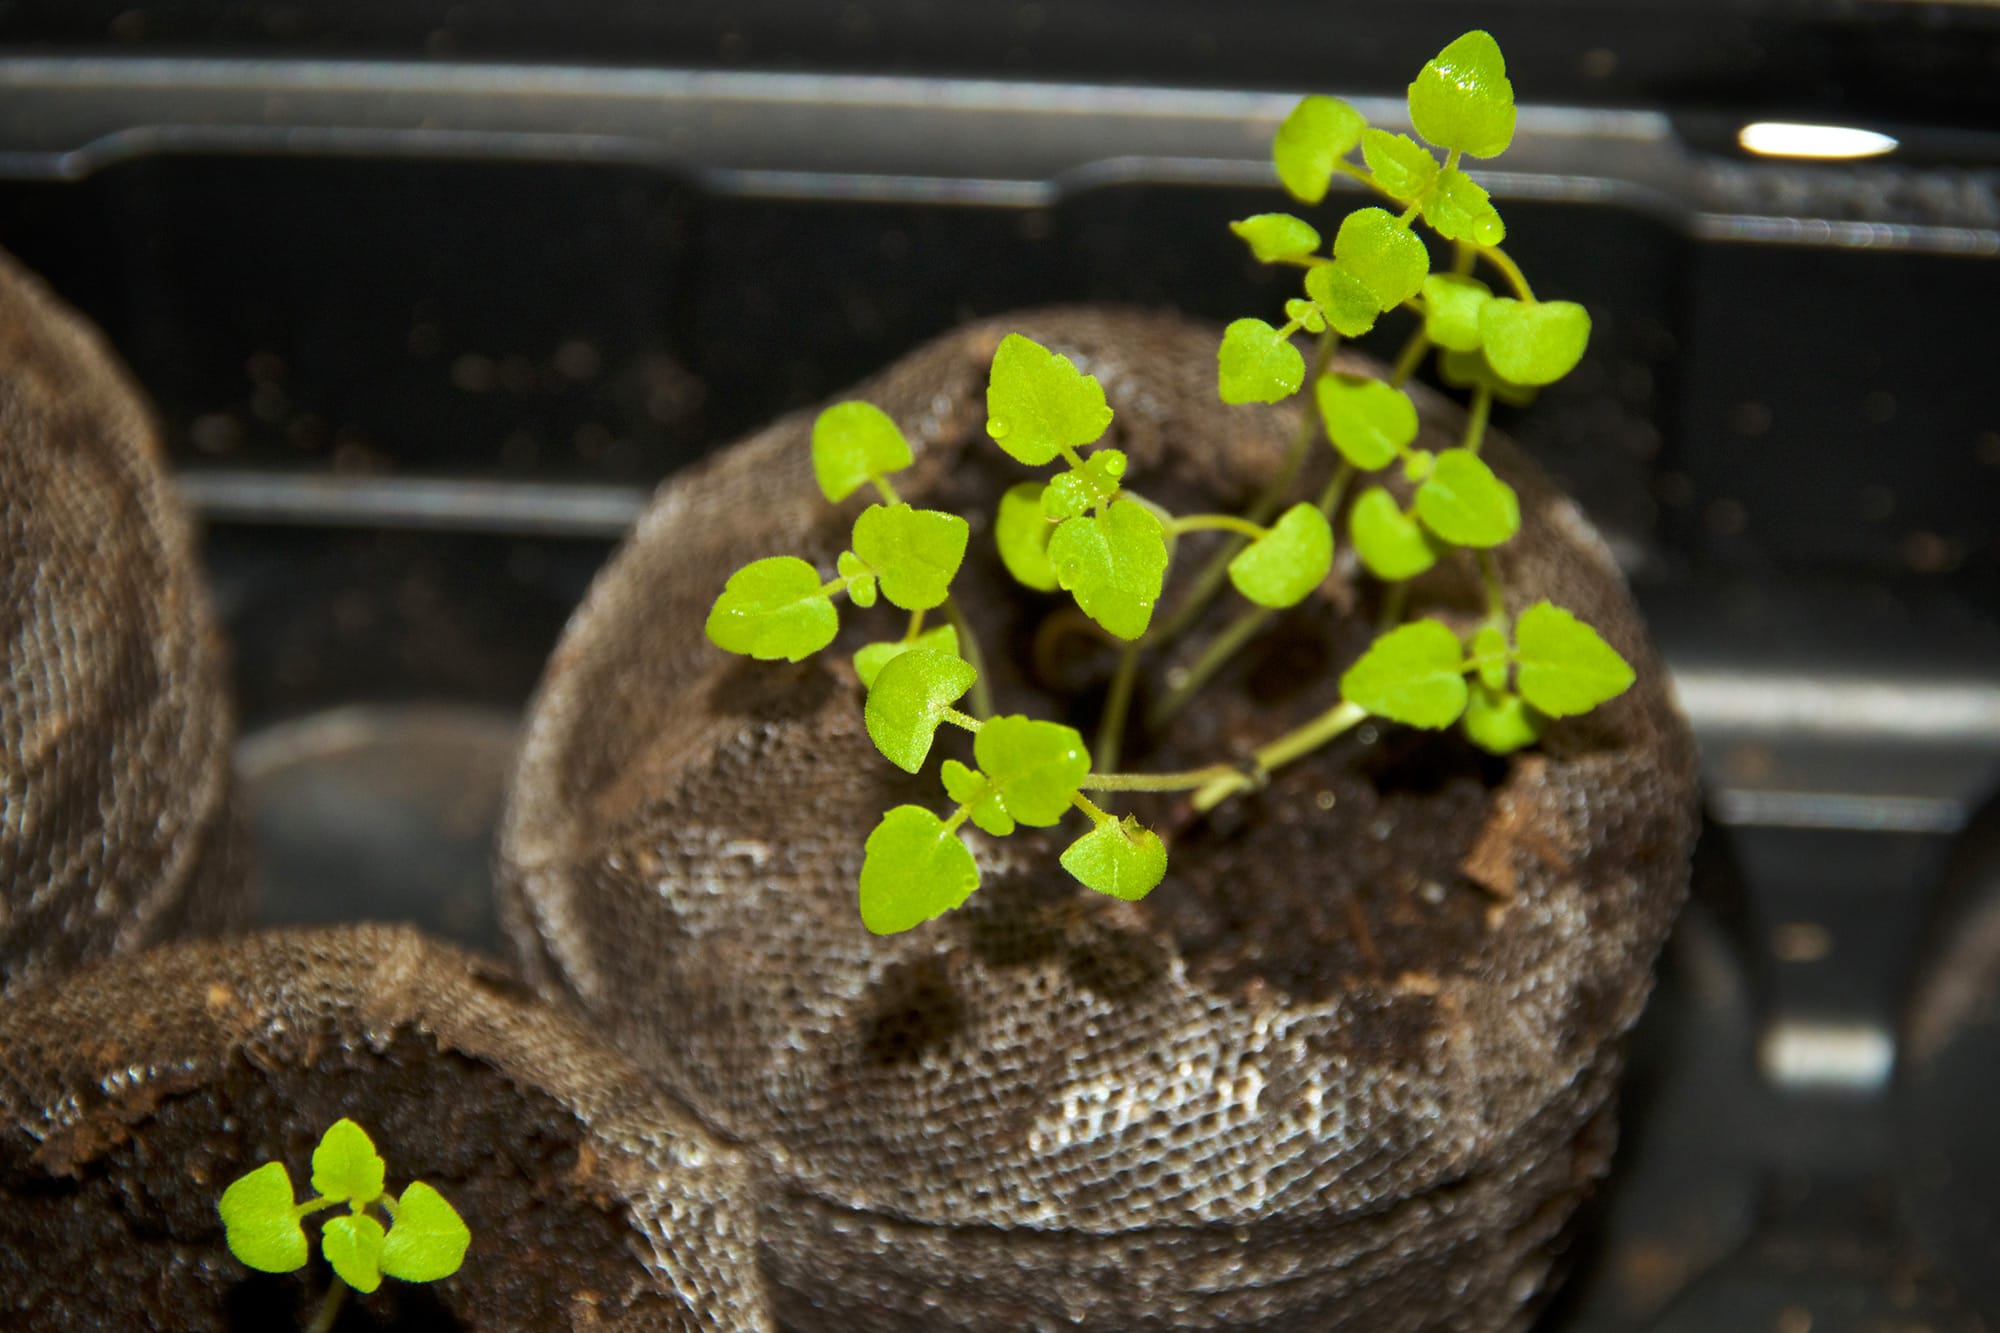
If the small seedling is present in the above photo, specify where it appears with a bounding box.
[706,31,1636,935]
[218,1119,471,1332]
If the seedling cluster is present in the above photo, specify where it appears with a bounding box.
[705,32,1636,935]
[218,1119,470,1328]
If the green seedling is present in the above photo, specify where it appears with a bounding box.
[706,31,1635,934]
[219,1119,471,1332]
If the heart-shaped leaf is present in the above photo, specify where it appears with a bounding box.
[1340,618,1470,728]
[985,333,1114,465]
[859,805,981,935]
[1272,94,1366,204]
[218,1161,309,1274]
[1303,262,1383,338]
[973,715,1091,827]
[311,1119,386,1205]
[1217,318,1305,405]
[864,648,978,773]
[1462,682,1543,754]
[811,400,913,502]
[1229,213,1322,263]
[1360,128,1439,202]
[1479,298,1591,387]
[1228,503,1333,609]
[942,758,1013,836]
[850,503,969,611]
[1333,208,1431,312]
[1421,274,1493,352]
[705,557,838,662]
[322,1212,387,1294]
[1041,449,1128,521]
[1315,373,1418,470]
[1349,487,1441,581]
[1047,499,1168,641]
[1438,346,1538,407]
[1513,601,1635,717]
[1420,168,1506,246]
[379,1182,472,1284]
[853,624,959,689]
[1414,448,1520,548]
[1408,29,1517,159]
[1061,816,1168,902]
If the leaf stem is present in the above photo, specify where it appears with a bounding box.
[1146,601,1270,731]
[1095,641,1141,772]
[869,473,905,506]
[292,1196,341,1221]
[1389,330,1431,387]
[1167,513,1267,540]
[1477,551,1507,623]
[1190,699,1369,812]
[306,1280,349,1333]
[1071,792,1114,824]
[1463,383,1493,454]
[941,708,983,732]
[1082,764,1243,793]
[902,608,928,641]
[1481,246,1535,301]
[940,596,994,717]
[1377,580,1410,633]
[1316,460,1356,516]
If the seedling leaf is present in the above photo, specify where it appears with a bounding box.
[1272,95,1366,204]
[1480,299,1591,387]
[864,648,978,772]
[311,1119,386,1205]
[1316,373,1418,470]
[379,1182,472,1284]
[853,625,959,688]
[850,504,969,611]
[1471,624,1511,693]
[836,550,878,608]
[1340,618,1470,728]
[812,401,912,502]
[322,1213,387,1294]
[1514,601,1635,717]
[859,805,980,934]
[1303,263,1382,338]
[1228,503,1333,608]
[1439,346,1538,407]
[1285,297,1327,334]
[1408,30,1517,159]
[1042,449,1128,521]
[986,333,1114,465]
[1333,208,1430,312]
[1048,498,1168,641]
[706,557,838,662]
[218,1162,309,1274]
[1061,817,1168,901]
[942,758,1013,837]
[1360,129,1439,202]
[1421,168,1506,246]
[1421,273,1493,352]
[994,482,1062,591]
[973,715,1091,827]
[1414,448,1520,548]
[1463,682,1543,754]
[1218,318,1305,405]
[1349,487,1441,581]
[1230,213,1323,263]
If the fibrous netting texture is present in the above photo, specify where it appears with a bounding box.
[0,923,774,1331]
[500,308,1700,1330]
[0,246,249,994]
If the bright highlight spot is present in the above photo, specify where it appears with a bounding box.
[1738,121,1898,161]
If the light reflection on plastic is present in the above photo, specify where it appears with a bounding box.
[1738,121,1898,160]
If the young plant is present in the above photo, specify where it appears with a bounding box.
[218,1118,471,1332]
[706,30,1635,935]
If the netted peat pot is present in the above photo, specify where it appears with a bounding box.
[500,308,1699,1330]
[0,246,249,993]
[0,924,772,1331]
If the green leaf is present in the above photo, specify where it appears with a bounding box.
[864,648,978,773]
[1421,274,1493,352]
[1513,602,1636,717]
[379,1182,472,1284]
[322,1213,386,1295]
[1303,263,1382,338]
[853,624,959,689]
[1048,498,1169,641]
[859,805,980,934]
[1420,169,1506,246]
[218,1161,309,1274]
[1439,346,1538,408]
[973,715,1091,827]
[1284,297,1327,334]
[1228,503,1333,609]
[811,400,913,503]
[1470,624,1511,692]
[850,504,969,611]
[837,550,878,608]
[1041,449,1128,521]
[1061,816,1168,902]
[1230,213,1322,263]
[995,482,1061,591]
[1349,487,1441,581]
[311,1119,386,1206]
[1217,318,1305,405]
[1315,373,1418,470]
[1333,208,1430,312]
[1360,129,1439,202]
[705,557,838,662]
[1463,683,1543,754]
[1480,299,1591,387]
[942,758,1013,837]
[1414,448,1521,548]
[985,333,1114,466]
[1272,94,1366,204]
[1408,30,1517,159]
[1340,619,1470,728]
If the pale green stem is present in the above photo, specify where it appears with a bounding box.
[942,804,972,835]
[292,1195,341,1221]
[902,607,928,641]
[1463,383,1493,454]
[1082,765,1243,793]
[1477,551,1507,623]
[1452,242,1477,276]
[1191,699,1369,812]
[1167,513,1267,540]
[1146,602,1271,731]
[1071,792,1114,824]
[1481,246,1535,301]
[1389,329,1431,387]
[1316,460,1355,516]
[940,596,994,717]
[1377,580,1410,634]
[305,1280,349,1333]
[869,473,904,505]
[941,707,983,732]
[1095,642,1142,773]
